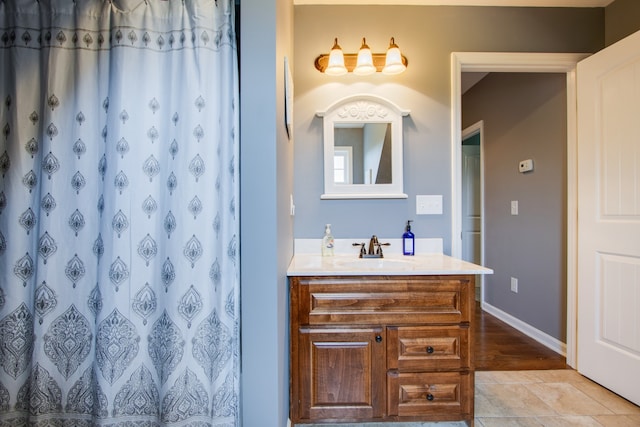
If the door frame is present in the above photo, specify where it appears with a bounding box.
[450,52,589,367]
[461,121,485,302]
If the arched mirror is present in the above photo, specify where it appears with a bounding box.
[317,94,409,199]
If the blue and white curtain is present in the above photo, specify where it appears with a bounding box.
[0,1,239,426]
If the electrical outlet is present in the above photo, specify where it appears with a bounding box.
[510,277,518,293]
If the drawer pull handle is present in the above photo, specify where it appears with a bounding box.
[426,346,434,354]
[426,393,434,401]
[375,335,382,343]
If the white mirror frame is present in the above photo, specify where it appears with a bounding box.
[317,94,410,199]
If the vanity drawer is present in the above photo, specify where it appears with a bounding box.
[293,276,472,325]
[387,371,472,418]
[387,325,470,371]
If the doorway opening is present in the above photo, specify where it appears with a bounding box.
[461,121,484,302]
[451,52,589,368]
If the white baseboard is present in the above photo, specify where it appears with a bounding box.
[481,302,566,357]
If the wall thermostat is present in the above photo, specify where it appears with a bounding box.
[519,159,534,173]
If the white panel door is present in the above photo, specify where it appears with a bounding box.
[577,30,640,405]
[462,124,482,302]
[461,144,481,266]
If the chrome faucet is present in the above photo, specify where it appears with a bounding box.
[352,235,390,258]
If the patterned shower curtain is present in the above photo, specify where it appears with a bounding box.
[0,0,239,426]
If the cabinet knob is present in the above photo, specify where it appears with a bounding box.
[426,346,434,354]
[375,335,382,343]
[426,393,434,401]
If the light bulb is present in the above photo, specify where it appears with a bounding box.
[382,37,406,75]
[324,38,347,76]
[353,38,376,76]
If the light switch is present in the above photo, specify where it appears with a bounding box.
[416,195,443,215]
[511,200,518,215]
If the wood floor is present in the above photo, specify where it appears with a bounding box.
[474,303,568,371]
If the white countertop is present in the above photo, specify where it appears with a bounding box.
[287,253,494,276]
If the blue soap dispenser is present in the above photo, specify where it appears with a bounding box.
[403,220,415,256]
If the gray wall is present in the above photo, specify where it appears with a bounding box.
[462,73,567,341]
[240,0,293,426]
[606,0,640,46]
[293,6,603,252]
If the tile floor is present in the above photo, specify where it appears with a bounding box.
[475,369,640,426]
[303,369,640,427]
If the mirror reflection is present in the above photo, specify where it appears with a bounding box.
[334,123,392,185]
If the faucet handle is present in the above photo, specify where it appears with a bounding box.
[376,242,391,256]
[352,242,367,258]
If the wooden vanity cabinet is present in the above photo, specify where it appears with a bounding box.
[289,275,475,426]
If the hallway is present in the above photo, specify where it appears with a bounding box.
[474,304,567,371]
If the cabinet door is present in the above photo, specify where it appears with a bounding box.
[296,327,386,421]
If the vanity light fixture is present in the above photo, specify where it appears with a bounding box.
[314,37,408,75]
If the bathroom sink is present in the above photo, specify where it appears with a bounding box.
[330,257,414,270]
[287,254,418,273]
